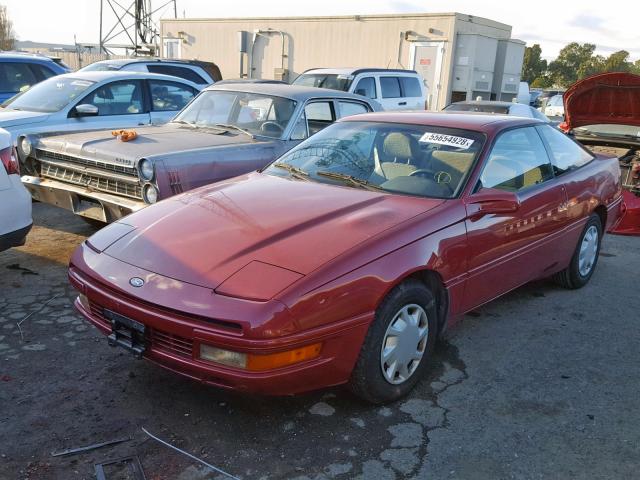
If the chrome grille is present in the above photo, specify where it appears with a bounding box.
[35,149,142,200]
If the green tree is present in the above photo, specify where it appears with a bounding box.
[604,50,631,72]
[522,44,548,84]
[0,5,15,51]
[531,76,553,88]
[577,55,606,79]
[631,60,640,75]
[548,42,596,86]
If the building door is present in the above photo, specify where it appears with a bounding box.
[409,42,444,111]
[163,38,181,59]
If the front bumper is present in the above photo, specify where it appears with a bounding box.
[610,190,640,236]
[68,245,372,396]
[22,176,146,223]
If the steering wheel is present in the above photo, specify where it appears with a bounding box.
[260,121,284,136]
[409,169,454,194]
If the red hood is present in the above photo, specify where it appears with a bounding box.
[563,72,640,130]
[97,173,443,291]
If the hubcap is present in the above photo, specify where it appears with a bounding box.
[380,304,429,385]
[578,225,599,277]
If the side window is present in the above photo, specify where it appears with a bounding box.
[380,77,401,98]
[80,81,144,116]
[291,101,335,140]
[399,77,422,97]
[338,101,369,118]
[353,77,376,99]
[30,64,56,81]
[480,127,554,191]
[0,63,39,92]
[147,65,207,84]
[149,80,196,111]
[537,124,593,174]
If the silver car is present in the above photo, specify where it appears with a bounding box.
[0,71,202,144]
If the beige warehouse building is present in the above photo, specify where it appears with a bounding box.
[160,12,525,110]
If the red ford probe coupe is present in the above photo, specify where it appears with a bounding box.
[69,112,623,403]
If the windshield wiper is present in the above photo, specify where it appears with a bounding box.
[316,170,385,192]
[213,123,256,139]
[272,162,309,181]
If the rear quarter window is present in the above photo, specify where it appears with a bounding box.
[400,77,422,97]
[147,64,207,84]
[537,124,594,174]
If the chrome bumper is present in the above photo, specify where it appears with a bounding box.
[22,176,146,222]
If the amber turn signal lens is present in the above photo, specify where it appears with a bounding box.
[247,343,322,371]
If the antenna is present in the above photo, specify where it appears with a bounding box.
[96,0,177,56]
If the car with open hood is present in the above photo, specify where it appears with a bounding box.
[559,72,640,235]
[69,112,622,403]
[20,83,378,224]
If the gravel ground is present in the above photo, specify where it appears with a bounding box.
[0,203,638,480]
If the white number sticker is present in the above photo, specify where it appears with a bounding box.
[419,132,475,150]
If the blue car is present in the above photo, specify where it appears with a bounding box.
[0,52,70,102]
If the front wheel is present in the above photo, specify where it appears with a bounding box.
[554,213,602,289]
[348,280,438,404]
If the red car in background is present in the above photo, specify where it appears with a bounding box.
[69,112,623,403]
[560,72,640,236]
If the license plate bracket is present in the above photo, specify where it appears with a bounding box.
[104,309,146,358]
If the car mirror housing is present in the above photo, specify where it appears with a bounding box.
[72,104,99,117]
[465,187,520,219]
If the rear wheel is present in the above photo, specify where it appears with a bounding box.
[348,279,438,404]
[554,213,602,289]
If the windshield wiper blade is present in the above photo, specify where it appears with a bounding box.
[272,162,310,180]
[316,170,385,192]
[213,123,256,139]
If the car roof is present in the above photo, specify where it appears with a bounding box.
[53,70,199,84]
[339,111,541,132]
[451,100,524,109]
[206,83,374,102]
[301,68,419,76]
[0,52,59,63]
[89,58,213,67]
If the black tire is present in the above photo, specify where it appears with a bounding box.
[553,213,602,289]
[348,279,438,404]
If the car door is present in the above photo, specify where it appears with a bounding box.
[398,76,425,110]
[462,126,570,310]
[351,76,377,102]
[147,79,198,124]
[378,76,407,111]
[67,79,151,130]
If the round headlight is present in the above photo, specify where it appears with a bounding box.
[139,159,154,181]
[19,136,32,157]
[143,184,158,204]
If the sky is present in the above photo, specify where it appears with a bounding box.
[3,0,639,61]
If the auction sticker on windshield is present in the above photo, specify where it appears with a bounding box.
[419,132,474,149]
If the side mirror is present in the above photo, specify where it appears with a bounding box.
[354,88,367,97]
[465,188,520,219]
[72,104,99,117]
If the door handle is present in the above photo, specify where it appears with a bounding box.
[398,101,407,106]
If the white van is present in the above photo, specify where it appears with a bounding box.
[293,68,428,111]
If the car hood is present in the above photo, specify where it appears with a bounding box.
[563,72,640,130]
[98,173,443,292]
[0,109,50,128]
[36,123,267,166]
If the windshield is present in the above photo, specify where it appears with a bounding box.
[445,103,509,114]
[3,76,95,113]
[264,121,485,199]
[293,73,353,92]
[548,95,563,106]
[173,90,297,139]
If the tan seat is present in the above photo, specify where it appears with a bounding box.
[376,132,420,180]
[430,150,475,185]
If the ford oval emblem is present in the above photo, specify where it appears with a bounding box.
[129,277,144,288]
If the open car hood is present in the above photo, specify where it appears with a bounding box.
[563,72,640,130]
